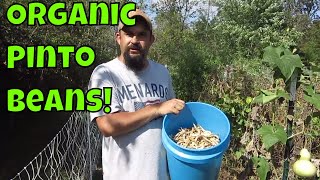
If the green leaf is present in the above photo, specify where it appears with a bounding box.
[257,125,287,150]
[277,54,302,81]
[252,94,264,103]
[262,46,302,81]
[261,94,278,104]
[257,157,270,180]
[304,85,315,95]
[276,89,290,99]
[252,156,260,165]
[253,89,290,104]
[246,97,253,104]
[235,151,243,160]
[283,48,292,55]
[303,85,320,110]
[304,94,320,110]
[273,125,288,144]
[231,107,235,115]
[252,156,270,180]
[259,133,279,150]
[252,91,277,104]
[261,89,274,96]
[252,94,277,104]
[262,46,283,65]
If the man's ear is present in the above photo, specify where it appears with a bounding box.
[115,32,121,45]
[150,34,155,44]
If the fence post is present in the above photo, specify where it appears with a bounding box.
[87,111,93,180]
[282,69,298,180]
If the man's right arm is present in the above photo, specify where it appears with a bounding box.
[95,98,185,137]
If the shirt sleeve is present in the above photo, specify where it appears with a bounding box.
[88,67,122,122]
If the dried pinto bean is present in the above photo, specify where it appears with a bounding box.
[173,124,220,149]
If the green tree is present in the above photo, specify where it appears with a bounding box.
[212,0,303,59]
[149,1,215,101]
[299,20,320,64]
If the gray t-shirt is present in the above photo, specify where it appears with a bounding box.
[88,58,175,180]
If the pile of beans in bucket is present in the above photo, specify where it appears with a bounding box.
[173,124,220,149]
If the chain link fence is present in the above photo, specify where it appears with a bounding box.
[10,111,102,180]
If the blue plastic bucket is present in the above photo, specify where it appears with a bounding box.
[162,102,231,180]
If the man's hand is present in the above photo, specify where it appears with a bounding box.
[95,98,185,137]
[155,98,185,116]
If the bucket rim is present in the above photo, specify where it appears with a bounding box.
[162,101,231,152]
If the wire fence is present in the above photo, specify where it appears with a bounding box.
[10,111,102,180]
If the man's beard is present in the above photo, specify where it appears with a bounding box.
[123,50,147,72]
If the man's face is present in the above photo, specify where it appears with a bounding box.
[116,19,154,72]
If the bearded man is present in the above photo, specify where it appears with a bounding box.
[88,9,185,180]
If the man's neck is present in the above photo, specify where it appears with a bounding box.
[118,54,125,64]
